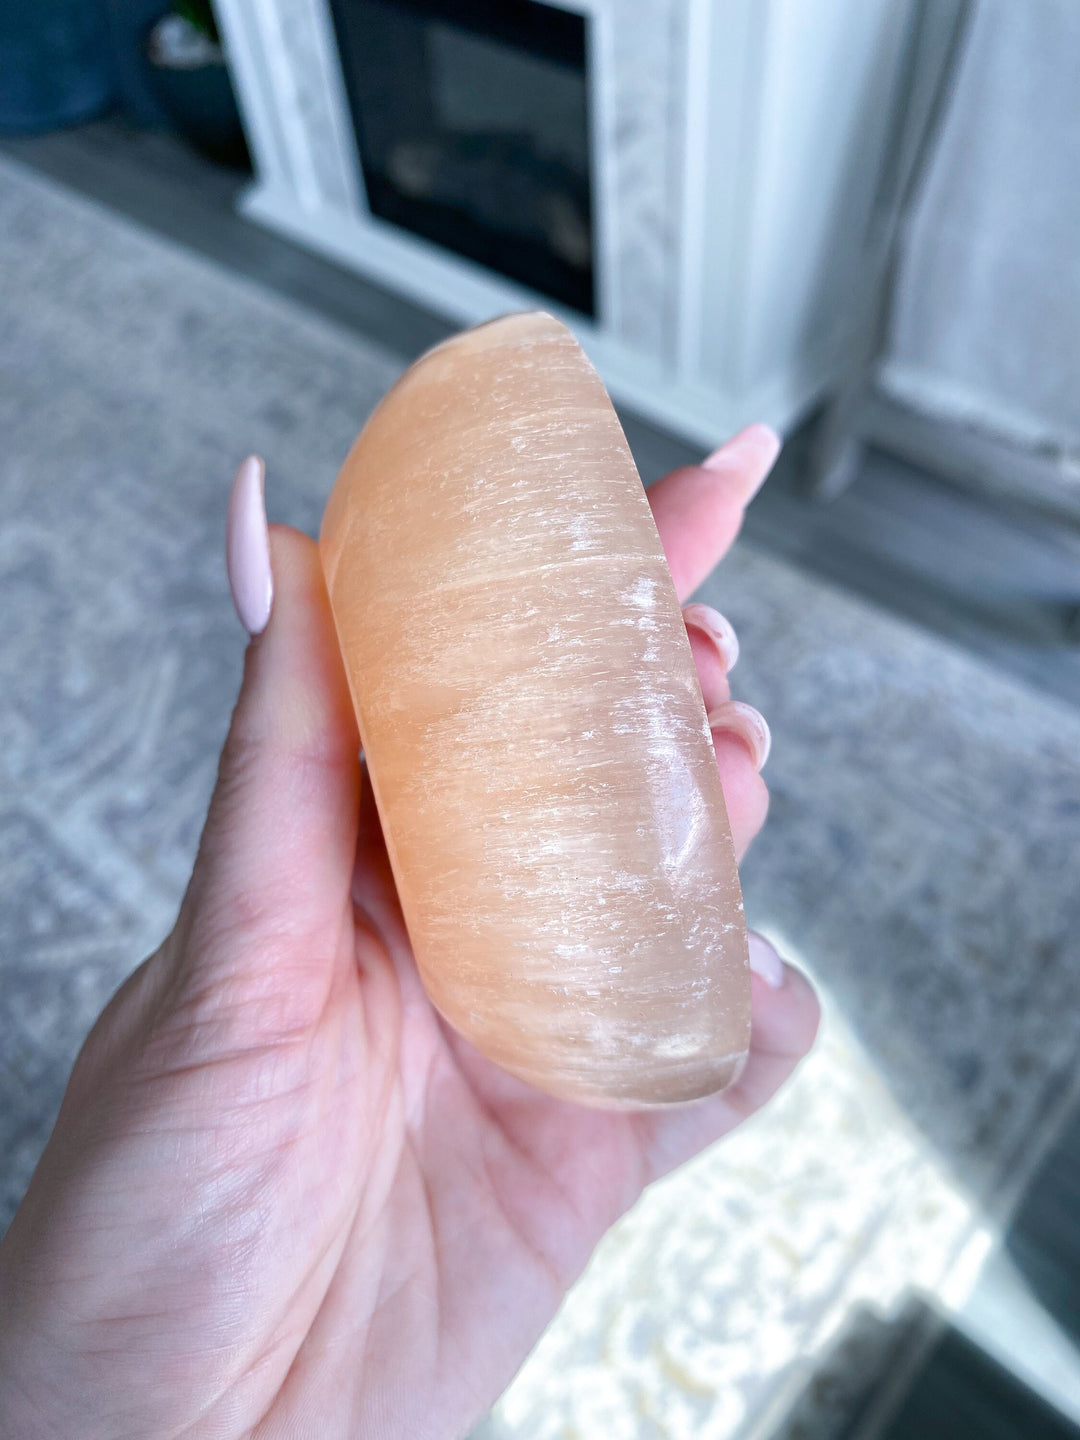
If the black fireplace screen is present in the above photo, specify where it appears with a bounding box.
[329,0,596,316]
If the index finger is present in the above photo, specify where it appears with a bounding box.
[647,424,781,602]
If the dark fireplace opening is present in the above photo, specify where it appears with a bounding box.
[329,0,596,316]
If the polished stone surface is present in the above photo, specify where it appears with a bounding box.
[2,156,1079,1438]
[321,312,749,1106]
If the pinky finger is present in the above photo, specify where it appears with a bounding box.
[725,955,821,1120]
[635,938,819,1182]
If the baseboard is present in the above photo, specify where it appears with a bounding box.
[863,388,1080,529]
[239,179,845,449]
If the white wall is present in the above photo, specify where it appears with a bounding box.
[884,0,1080,453]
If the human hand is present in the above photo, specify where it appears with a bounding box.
[0,425,818,1440]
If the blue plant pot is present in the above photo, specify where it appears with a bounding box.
[0,0,115,134]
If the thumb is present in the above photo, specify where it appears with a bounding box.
[178,458,360,969]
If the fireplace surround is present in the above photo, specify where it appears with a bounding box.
[215,0,912,443]
[328,0,596,315]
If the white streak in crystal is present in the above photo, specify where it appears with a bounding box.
[627,576,659,609]
[651,1034,706,1060]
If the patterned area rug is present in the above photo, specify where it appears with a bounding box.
[2,156,1079,1438]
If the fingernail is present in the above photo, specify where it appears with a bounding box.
[707,700,771,771]
[748,932,785,988]
[702,423,782,476]
[226,455,273,637]
[682,602,740,673]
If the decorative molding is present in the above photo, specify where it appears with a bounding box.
[582,0,621,335]
[678,0,765,393]
[219,0,911,439]
[242,178,848,442]
[866,383,1080,525]
[298,0,365,211]
[223,0,687,351]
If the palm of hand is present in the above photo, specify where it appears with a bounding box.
[0,432,817,1440]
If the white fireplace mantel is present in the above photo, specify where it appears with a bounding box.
[215,0,912,445]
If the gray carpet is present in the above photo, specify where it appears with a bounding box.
[3,155,1080,1434]
[0,156,403,1226]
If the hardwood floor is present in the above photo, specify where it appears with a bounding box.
[877,1327,1080,1440]
[1010,1111,1080,1354]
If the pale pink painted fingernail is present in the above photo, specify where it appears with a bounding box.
[748,932,785,988]
[683,602,740,673]
[707,700,772,771]
[226,455,273,637]
[702,423,782,483]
